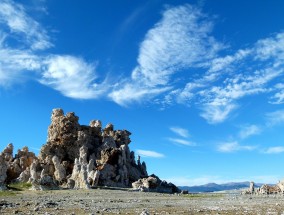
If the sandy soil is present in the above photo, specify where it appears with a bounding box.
[1,188,284,214]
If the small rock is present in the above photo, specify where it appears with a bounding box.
[140,210,150,215]
[181,190,189,194]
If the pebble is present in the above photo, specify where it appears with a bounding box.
[140,210,150,215]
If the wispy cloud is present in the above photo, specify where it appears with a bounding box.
[136,149,165,158]
[217,141,256,153]
[109,83,171,106]
[40,55,107,99]
[200,103,237,124]
[0,47,40,86]
[270,84,284,104]
[0,0,50,87]
[0,0,109,99]
[109,4,223,106]
[168,32,284,124]
[167,138,195,146]
[2,0,284,126]
[0,0,52,50]
[170,126,189,138]
[239,124,262,139]
[266,109,284,126]
[263,146,284,154]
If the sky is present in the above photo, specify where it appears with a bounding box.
[1,0,284,186]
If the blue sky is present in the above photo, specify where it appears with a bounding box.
[1,0,284,186]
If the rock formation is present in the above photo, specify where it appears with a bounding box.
[0,153,8,190]
[1,108,173,191]
[0,143,37,188]
[242,180,284,195]
[132,174,180,193]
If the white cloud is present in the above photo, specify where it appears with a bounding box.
[0,47,41,86]
[109,83,171,106]
[0,0,52,50]
[169,31,284,124]
[270,83,284,104]
[133,4,223,87]
[167,138,195,146]
[2,0,284,124]
[266,110,284,126]
[255,32,284,62]
[263,147,284,154]
[109,4,223,105]
[136,149,165,158]
[170,126,189,138]
[239,125,262,139]
[0,0,49,87]
[40,55,107,99]
[208,49,251,73]
[200,103,237,124]
[0,0,108,99]
[217,141,256,153]
[198,67,281,124]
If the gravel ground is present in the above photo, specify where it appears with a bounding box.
[1,188,284,214]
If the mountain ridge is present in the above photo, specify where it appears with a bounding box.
[179,181,266,193]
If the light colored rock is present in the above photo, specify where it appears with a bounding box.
[52,156,66,182]
[79,146,88,165]
[277,179,284,194]
[16,167,30,183]
[242,181,283,195]
[92,170,100,186]
[0,108,157,190]
[29,160,39,182]
[132,175,180,193]
[89,120,102,128]
[2,143,13,162]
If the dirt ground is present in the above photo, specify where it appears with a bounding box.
[1,188,284,214]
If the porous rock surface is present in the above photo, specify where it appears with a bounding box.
[242,181,284,195]
[0,108,164,191]
[132,174,180,193]
[0,143,37,189]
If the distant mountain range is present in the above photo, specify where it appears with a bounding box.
[179,182,266,193]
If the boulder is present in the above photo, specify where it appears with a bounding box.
[132,175,180,193]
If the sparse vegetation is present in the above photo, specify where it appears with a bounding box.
[7,182,32,191]
[183,193,224,198]
[0,190,18,197]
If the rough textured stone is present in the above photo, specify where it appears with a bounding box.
[36,108,148,189]
[0,144,37,184]
[0,153,8,189]
[0,108,179,193]
[132,174,181,193]
[242,181,284,195]
[52,156,66,182]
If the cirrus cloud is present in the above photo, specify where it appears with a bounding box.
[217,141,256,153]
[136,149,165,158]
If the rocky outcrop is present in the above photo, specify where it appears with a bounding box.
[0,144,37,186]
[132,174,180,193]
[36,108,148,189]
[1,108,166,192]
[0,153,8,190]
[242,180,284,195]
